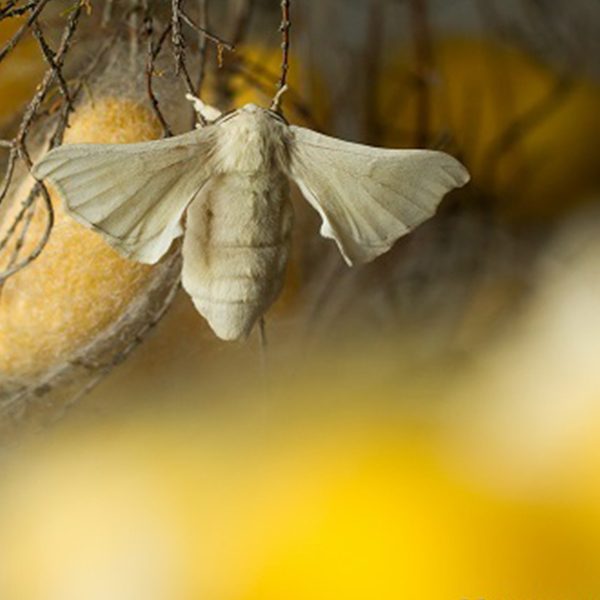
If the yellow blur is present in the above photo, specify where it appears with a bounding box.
[381,38,600,220]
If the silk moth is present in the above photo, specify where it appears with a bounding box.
[33,98,469,341]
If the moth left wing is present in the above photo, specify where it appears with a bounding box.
[32,127,218,264]
[288,126,470,265]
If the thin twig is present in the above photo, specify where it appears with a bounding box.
[0,0,52,64]
[0,148,18,204]
[50,31,116,144]
[171,0,197,95]
[482,75,573,184]
[0,0,37,19]
[0,184,53,284]
[258,315,267,375]
[0,0,19,19]
[32,23,74,110]
[48,91,74,149]
[0,3,82,283]
[272,0,291,112]
[171,0,235,102]
[101,0,114,28]
[14,3,82,167]
[0,15,74,203]
[144,17,174,137]
[179,9,235,51]
[171,0,186,75]
[5,200,35,269]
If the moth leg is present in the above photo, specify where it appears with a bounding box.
[185,93,223,126]
[257,316,268,374]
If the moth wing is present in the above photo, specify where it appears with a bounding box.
[288,126,470,265]
[32,127,218,264]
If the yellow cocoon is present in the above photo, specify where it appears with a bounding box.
[0,97,162,377]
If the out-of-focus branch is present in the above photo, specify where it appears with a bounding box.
[482,75,573,185]
[229,0,254,46]
[101,0,114,28]
[409,0,433,148]
[195,0,208,95]
[364,0,384,144]
[144,15,174,136]
[0,0,51,63]
[0,0,37,19]
[171,0,186,75]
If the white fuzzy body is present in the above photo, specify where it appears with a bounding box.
[182,107,293,340]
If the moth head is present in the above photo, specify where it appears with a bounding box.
[241,103,261,114]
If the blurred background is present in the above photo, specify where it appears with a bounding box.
[0,0,599,598]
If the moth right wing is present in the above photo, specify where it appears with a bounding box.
[288,126,470,266]
[32,126,218,264]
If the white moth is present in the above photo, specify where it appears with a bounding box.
[33,97,470,341]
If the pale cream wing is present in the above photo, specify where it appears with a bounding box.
[32,127,218,264]
[288,126,470,265]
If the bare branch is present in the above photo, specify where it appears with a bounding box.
[13,3,81,167]
[0,0,37,19]
[170,0,198,95]
[0,0,52,64]
[32,23,74,111]
[144,16,174,137]
[0,183,54,285]
[179,9,235,52]
[482,75,573,184]
[0,2,83,283]
[273,0,291,113]
[171,0,186,75]
[5,199,36,270]
[0,148,18,204]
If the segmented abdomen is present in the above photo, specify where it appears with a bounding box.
[182,172,293,340]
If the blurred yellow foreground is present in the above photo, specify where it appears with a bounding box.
[1,219,599,599]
